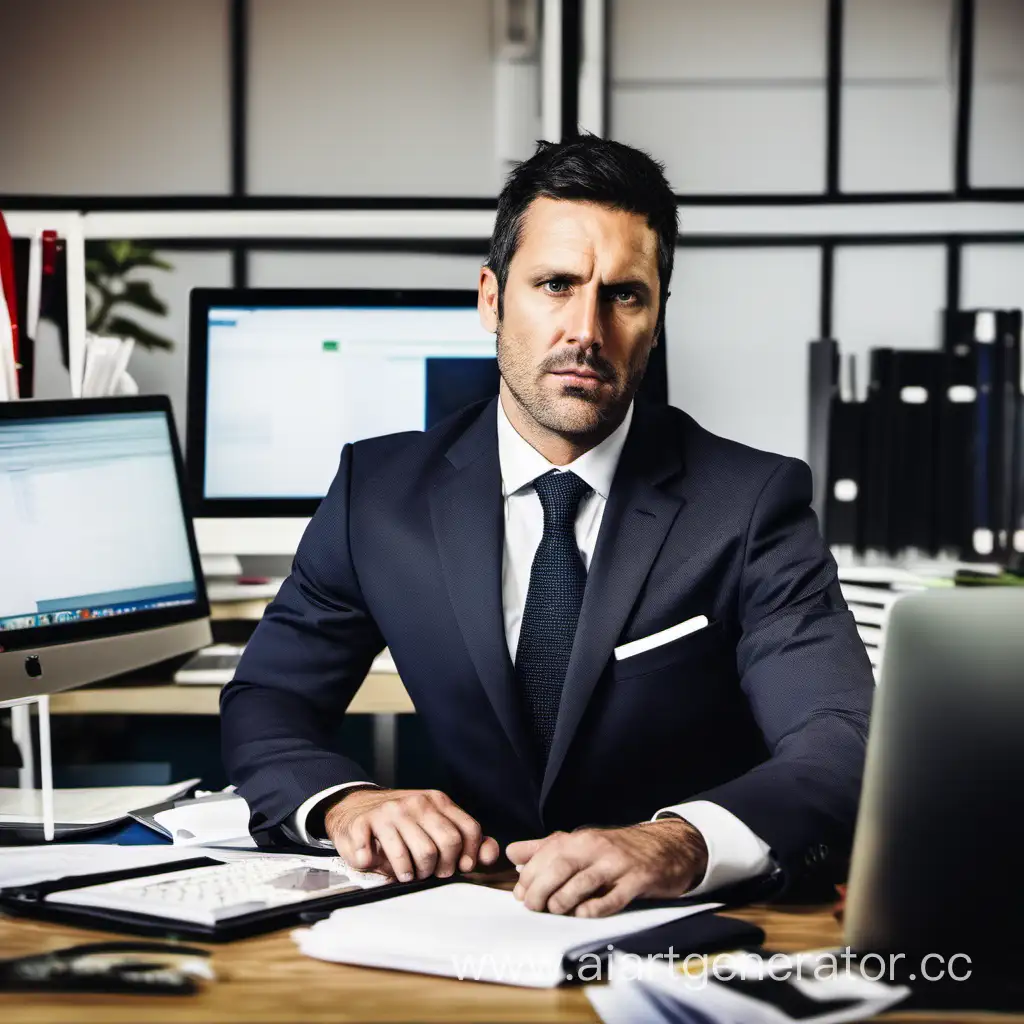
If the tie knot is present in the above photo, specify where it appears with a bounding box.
[532,470,591,526]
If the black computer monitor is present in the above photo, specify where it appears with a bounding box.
[0,396,211,703]
[186,287,668,553]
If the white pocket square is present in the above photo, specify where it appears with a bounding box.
[613,615,710,661]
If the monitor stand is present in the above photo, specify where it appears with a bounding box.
[2,695,55,840]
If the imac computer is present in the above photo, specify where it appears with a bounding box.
[186,287,669,557]
[0,396,212,702]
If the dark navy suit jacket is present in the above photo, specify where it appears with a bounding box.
[221,397,874,884]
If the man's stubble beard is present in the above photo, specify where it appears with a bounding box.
[495,321,651,441]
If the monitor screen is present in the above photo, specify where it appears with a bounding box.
[0,408,201,637]
[200,301,497,501]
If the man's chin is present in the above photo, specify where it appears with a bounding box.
[537,391,614,435]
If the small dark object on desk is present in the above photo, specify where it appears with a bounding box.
[0,940,213,995]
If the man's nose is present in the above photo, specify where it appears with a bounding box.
[564,286,601,352]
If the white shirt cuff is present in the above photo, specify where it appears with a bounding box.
[652,799,774,896]
[285,781,379,849]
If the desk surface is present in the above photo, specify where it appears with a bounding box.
[0,879,1016,1024]
[47,673,414,716]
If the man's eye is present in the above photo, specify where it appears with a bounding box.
[543,280,570,294]
[612,289,638,304]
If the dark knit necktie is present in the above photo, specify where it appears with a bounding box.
[514,469,592,766]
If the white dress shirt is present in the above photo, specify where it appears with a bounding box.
[288,397,774,895]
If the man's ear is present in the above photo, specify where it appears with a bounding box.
[479,265,500,333]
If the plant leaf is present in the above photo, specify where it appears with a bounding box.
[103,316,175,351]
[120,280,169,317]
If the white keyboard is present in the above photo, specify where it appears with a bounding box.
[47,855,389,927]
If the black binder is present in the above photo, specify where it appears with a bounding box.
[0,857,448,942]
[825,389,867,552]
[936,311,978,555]
[862,349,897,555]
[995,311,1022,560]
[807,338,838,529]
[889,350,944,555]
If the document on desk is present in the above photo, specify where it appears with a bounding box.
[294,882,721,988]
[0,844,203,890]
[0,779,199,832]
[587,950,910,1024]
[151,792,256,848]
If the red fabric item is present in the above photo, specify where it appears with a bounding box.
[0,212,19,365]
[42,230,58,275]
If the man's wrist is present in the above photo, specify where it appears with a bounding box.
[640,816,708,890]
[314,784,380,839]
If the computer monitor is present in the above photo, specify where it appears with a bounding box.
[187,288,497,555]
[187,287,669,556]
[0,396,211,703]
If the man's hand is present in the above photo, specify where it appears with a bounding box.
[324,788,500,882]
[506,818,708,918]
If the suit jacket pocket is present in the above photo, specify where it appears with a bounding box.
[612,619,726,681]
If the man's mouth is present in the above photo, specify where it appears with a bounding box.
[550,367,607,383]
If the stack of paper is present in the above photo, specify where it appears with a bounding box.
[294,882,720,988]
[151,792,256,848]
[0,779,198,836]
[587,950,910,1023]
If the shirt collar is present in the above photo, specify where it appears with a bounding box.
[496,394,634,500]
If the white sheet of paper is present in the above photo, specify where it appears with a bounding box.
[295,882,721,988]
[0,779,199,827]
[0,844,204,890]
[154,793,256,848]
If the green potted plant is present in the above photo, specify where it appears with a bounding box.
[85,240,175,350]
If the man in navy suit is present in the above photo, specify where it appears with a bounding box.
[221,136,874,918]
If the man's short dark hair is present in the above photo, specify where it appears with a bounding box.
[487,136,678,334]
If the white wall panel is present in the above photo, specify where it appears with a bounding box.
[962,244,1024,310]
[840,0,955,192]
[247,0,503,197]
[611,0,826,80]
[841,87,955,192]
[610,0,826,194]
[666,247,821,459]
[970,0,1024,187]
[613,86,826,193]
[0,0,230,194]
[248,251,488,290]
[833,246,947,398]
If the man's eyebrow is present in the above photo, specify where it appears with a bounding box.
[529,267,587,282]
[599,278,652,296]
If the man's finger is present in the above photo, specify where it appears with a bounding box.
[432,803,485,872]
[416,810,466,877]
[545,863,615,916]
[374,822,416,882]
[516,849,582,913]
[573,875,644,918]
[336,815,376,871]
[506,837,548,865]
[478,836,501,866]
[393,818,442,880]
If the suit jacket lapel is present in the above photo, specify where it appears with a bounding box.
[541,404,689,806]
[428,399,538,786]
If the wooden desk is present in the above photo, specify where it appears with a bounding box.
[0,886,1016,1023]
[47,674,414,717]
